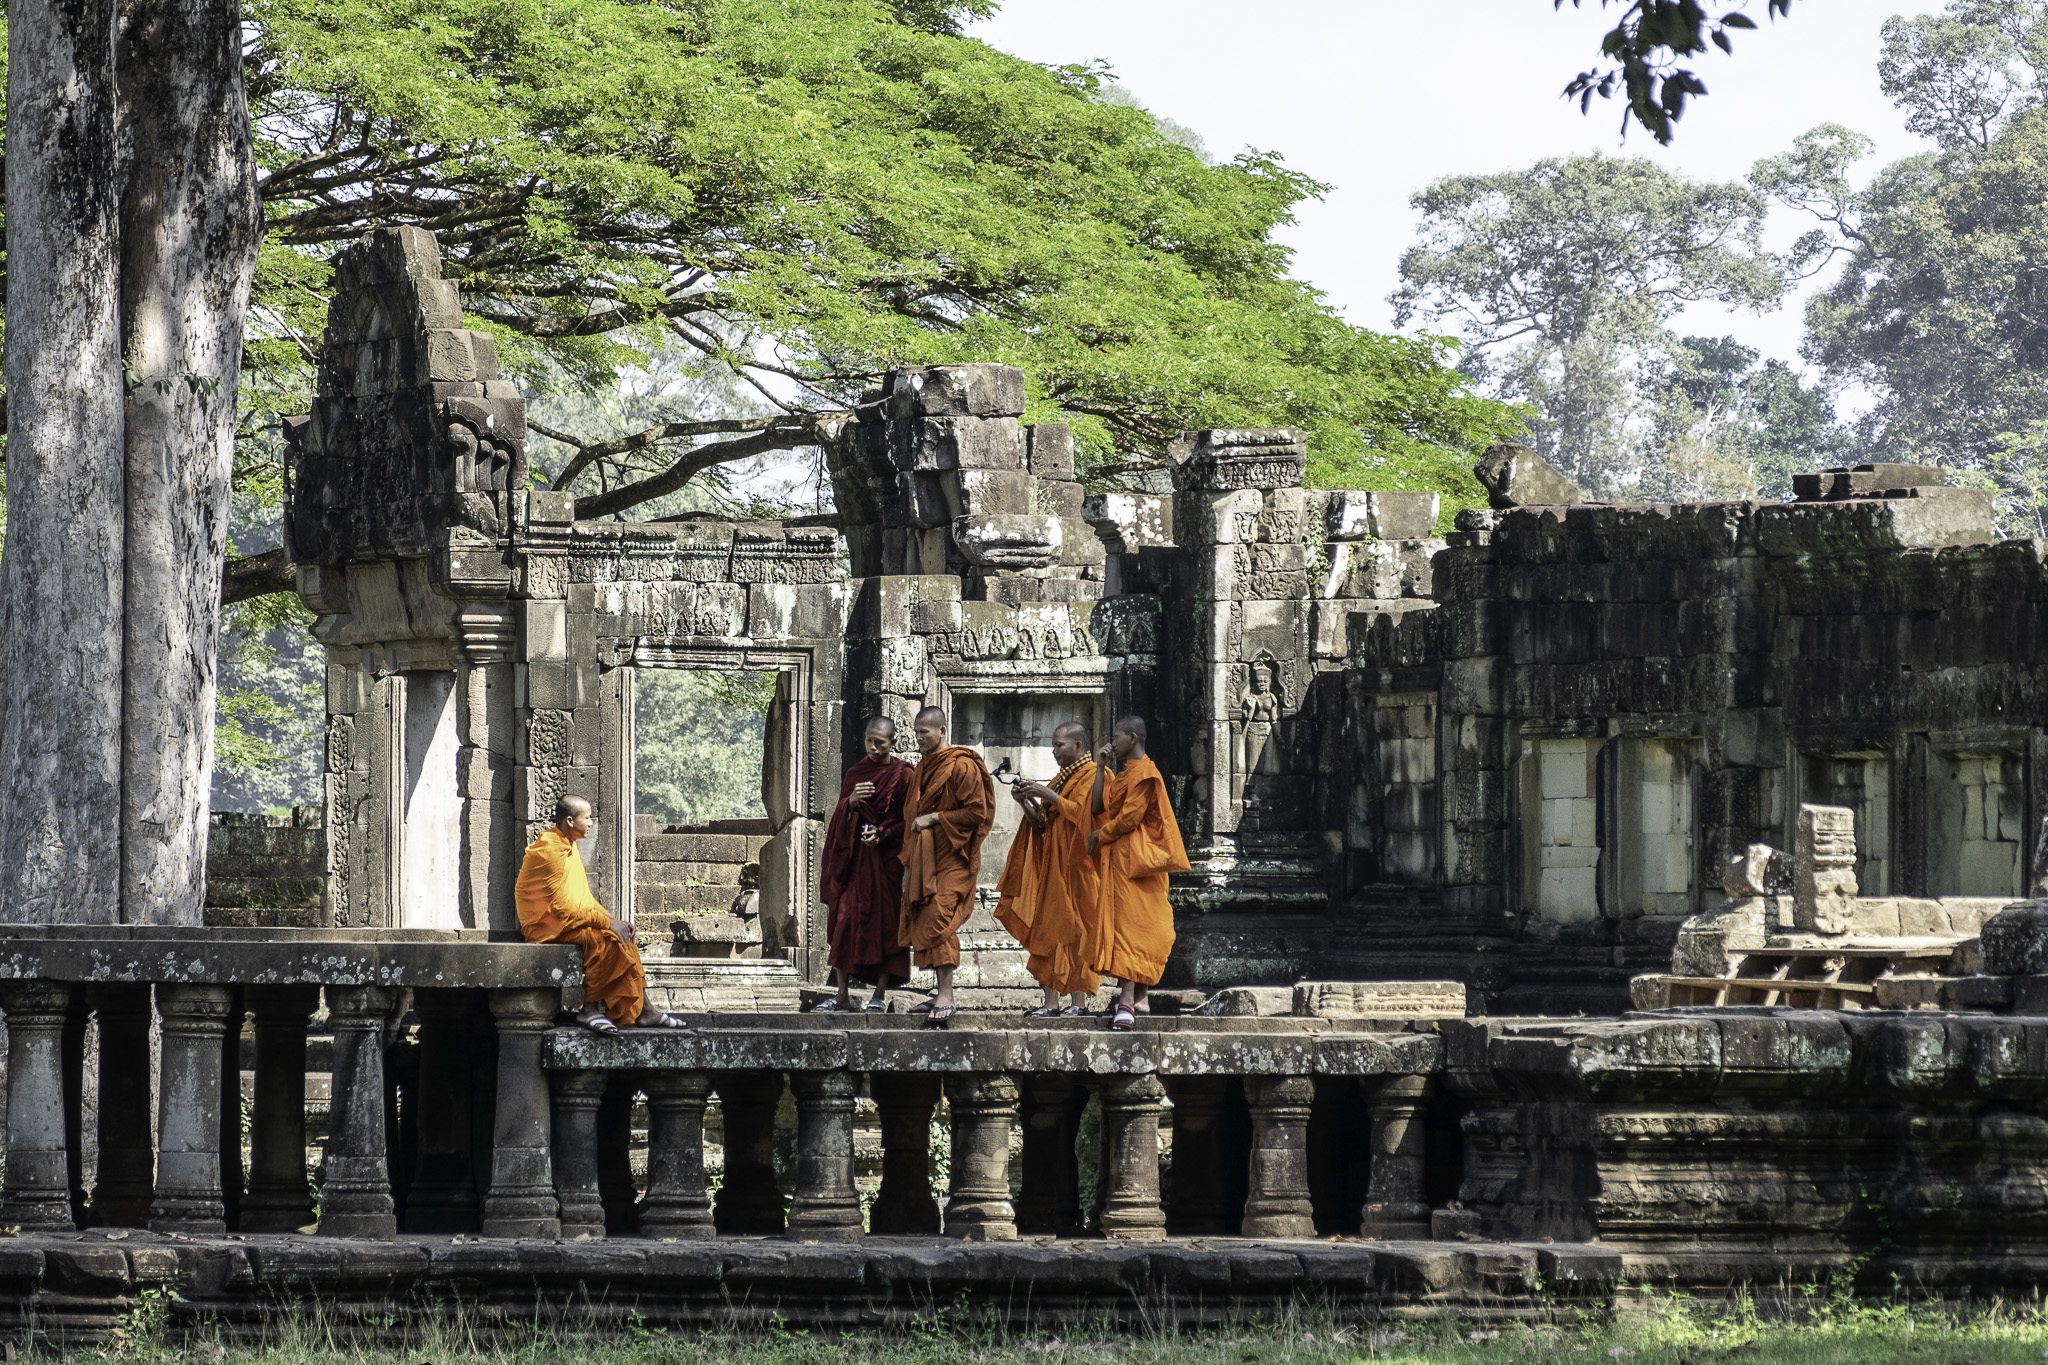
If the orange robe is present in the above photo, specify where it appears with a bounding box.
[1088,755,1189,986]
[515,828,647,1027]
[898,744,995,970]
[994,760,1101,998]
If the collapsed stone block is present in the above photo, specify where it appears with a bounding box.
[1025,423,1075,480]
[1792,462,1947,501]
[1474,443,1583,509]
[1324,490,1443,541]
[952,514,1059,570]
[1723,843,1793,898]
[1793,804,1859,935]
[887,363,1026,419]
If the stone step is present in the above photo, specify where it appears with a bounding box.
[637,833,768,863]
[634,860,744,888]
[641,884,748,915]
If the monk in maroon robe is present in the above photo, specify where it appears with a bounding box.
[817,716,913,1010]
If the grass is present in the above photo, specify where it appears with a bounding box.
[47,1293,2048,1365]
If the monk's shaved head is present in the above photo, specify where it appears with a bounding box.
[1054,720,1090,744]
[912,706,948,756]
[1114,715,1147,741]
[915,706,946,728]
[553,794,591,824]
[864,715,896,735]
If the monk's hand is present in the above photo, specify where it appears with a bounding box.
[1020,781,1054,801]
[1096,743,1115,767]
[614,918,635,942]
[859,824,880,846]
[913,813,940,832]
[851,780,876,804]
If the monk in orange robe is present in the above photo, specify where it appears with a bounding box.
[515,795,686,1033]
[1087,715,1189,1031]
[995,720,1101,1017]
[898,706,994,1025]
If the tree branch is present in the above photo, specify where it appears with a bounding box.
[573,422,838,520]
[222,547,297,606]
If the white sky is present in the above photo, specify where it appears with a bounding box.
[970,0,1934,374]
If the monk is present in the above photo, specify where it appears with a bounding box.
[515,795,687,1033]
[897,706,995,1025]
[1087,716,1190,1031]
[995,720,1101,1017]
[817,716,914,1011]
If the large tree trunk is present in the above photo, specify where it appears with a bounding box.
[116,0,262,924]
[0,0,126,924]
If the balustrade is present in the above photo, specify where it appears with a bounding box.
[0,934,1448,1246]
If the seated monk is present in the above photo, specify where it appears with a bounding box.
[515,795,686,1034]
[817,715,913,1011]
[898,706,994,1026]
[995,720,1101,1017]
[1087,715,1190,1031]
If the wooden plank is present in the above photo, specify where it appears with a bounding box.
[1652,975,1879,997]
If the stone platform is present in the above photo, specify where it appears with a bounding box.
[0,1230,1612,1340]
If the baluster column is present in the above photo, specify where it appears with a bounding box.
[1162,1076,1240,1236]
[786,1069,861,1241]
[480,988,561,1238]
[868,1072,941,1235]
[1097,1073,1167,1240]
[240,985,320,1233]
[1361,1073,1433,1238]
[1241,1075,1316,1238]
[549,1069,607,1239]
[1017,1075,1087,1238]
[640,1071,714,1239]
[713,1070,787,1235]
[85,984,155,1229]
[1,981,80,1231]
[405,988,487,1233]
[944,1072,1018,1240]
[150,984,236,1235]
[318,985,397,1239]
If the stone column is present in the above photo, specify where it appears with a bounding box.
[1097,1073,1167,1240]
[405,988,486,1233]
[943,1072,1018,1240]
[1361,1074,1433,1238]
[549,1068,607,1240]
[785,1069,861,1241]
[1017,1075,1086,1238]
[318,985,398,1239]
[1241,1075,1315,1238]
[240,985,320,1233]
[640,1071,714,1240]
[867,1072,941,1235]
[85,984,155,1229]
[1162,1076,1239,1236]
[481,987,561,1239]
[150,984,236,1235]
[0,980,79,1230]
[712,1070,787,1235]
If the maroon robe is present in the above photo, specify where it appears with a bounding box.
[820,754,913,986]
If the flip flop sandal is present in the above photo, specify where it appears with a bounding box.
[1025,1006,1062,1019]
[583,1015,621,1036]
[1109,1004,1136,1032]
[906,1000,938,1015]
[646,1013,690,1029]
[1059,1004,1090,1017]
[864,998,890,1013]
[924,1004,956,1028]
[811,998,851,1012]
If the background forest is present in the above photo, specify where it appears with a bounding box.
[207,0,2048,815]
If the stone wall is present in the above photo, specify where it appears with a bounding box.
[203,810,324,927]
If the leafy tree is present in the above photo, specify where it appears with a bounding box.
[1755,3,2048,530]
[1392,153,1783,496]
[1560,0,1793,144]
[634,668,777,826]
[174,0,1522,603]
[1634,334,1853,500]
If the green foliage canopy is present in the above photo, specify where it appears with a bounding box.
[236,0,1519,526]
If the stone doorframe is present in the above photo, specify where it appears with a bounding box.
[603,640,821,961]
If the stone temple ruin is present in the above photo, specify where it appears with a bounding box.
[9,226,2048,1331]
